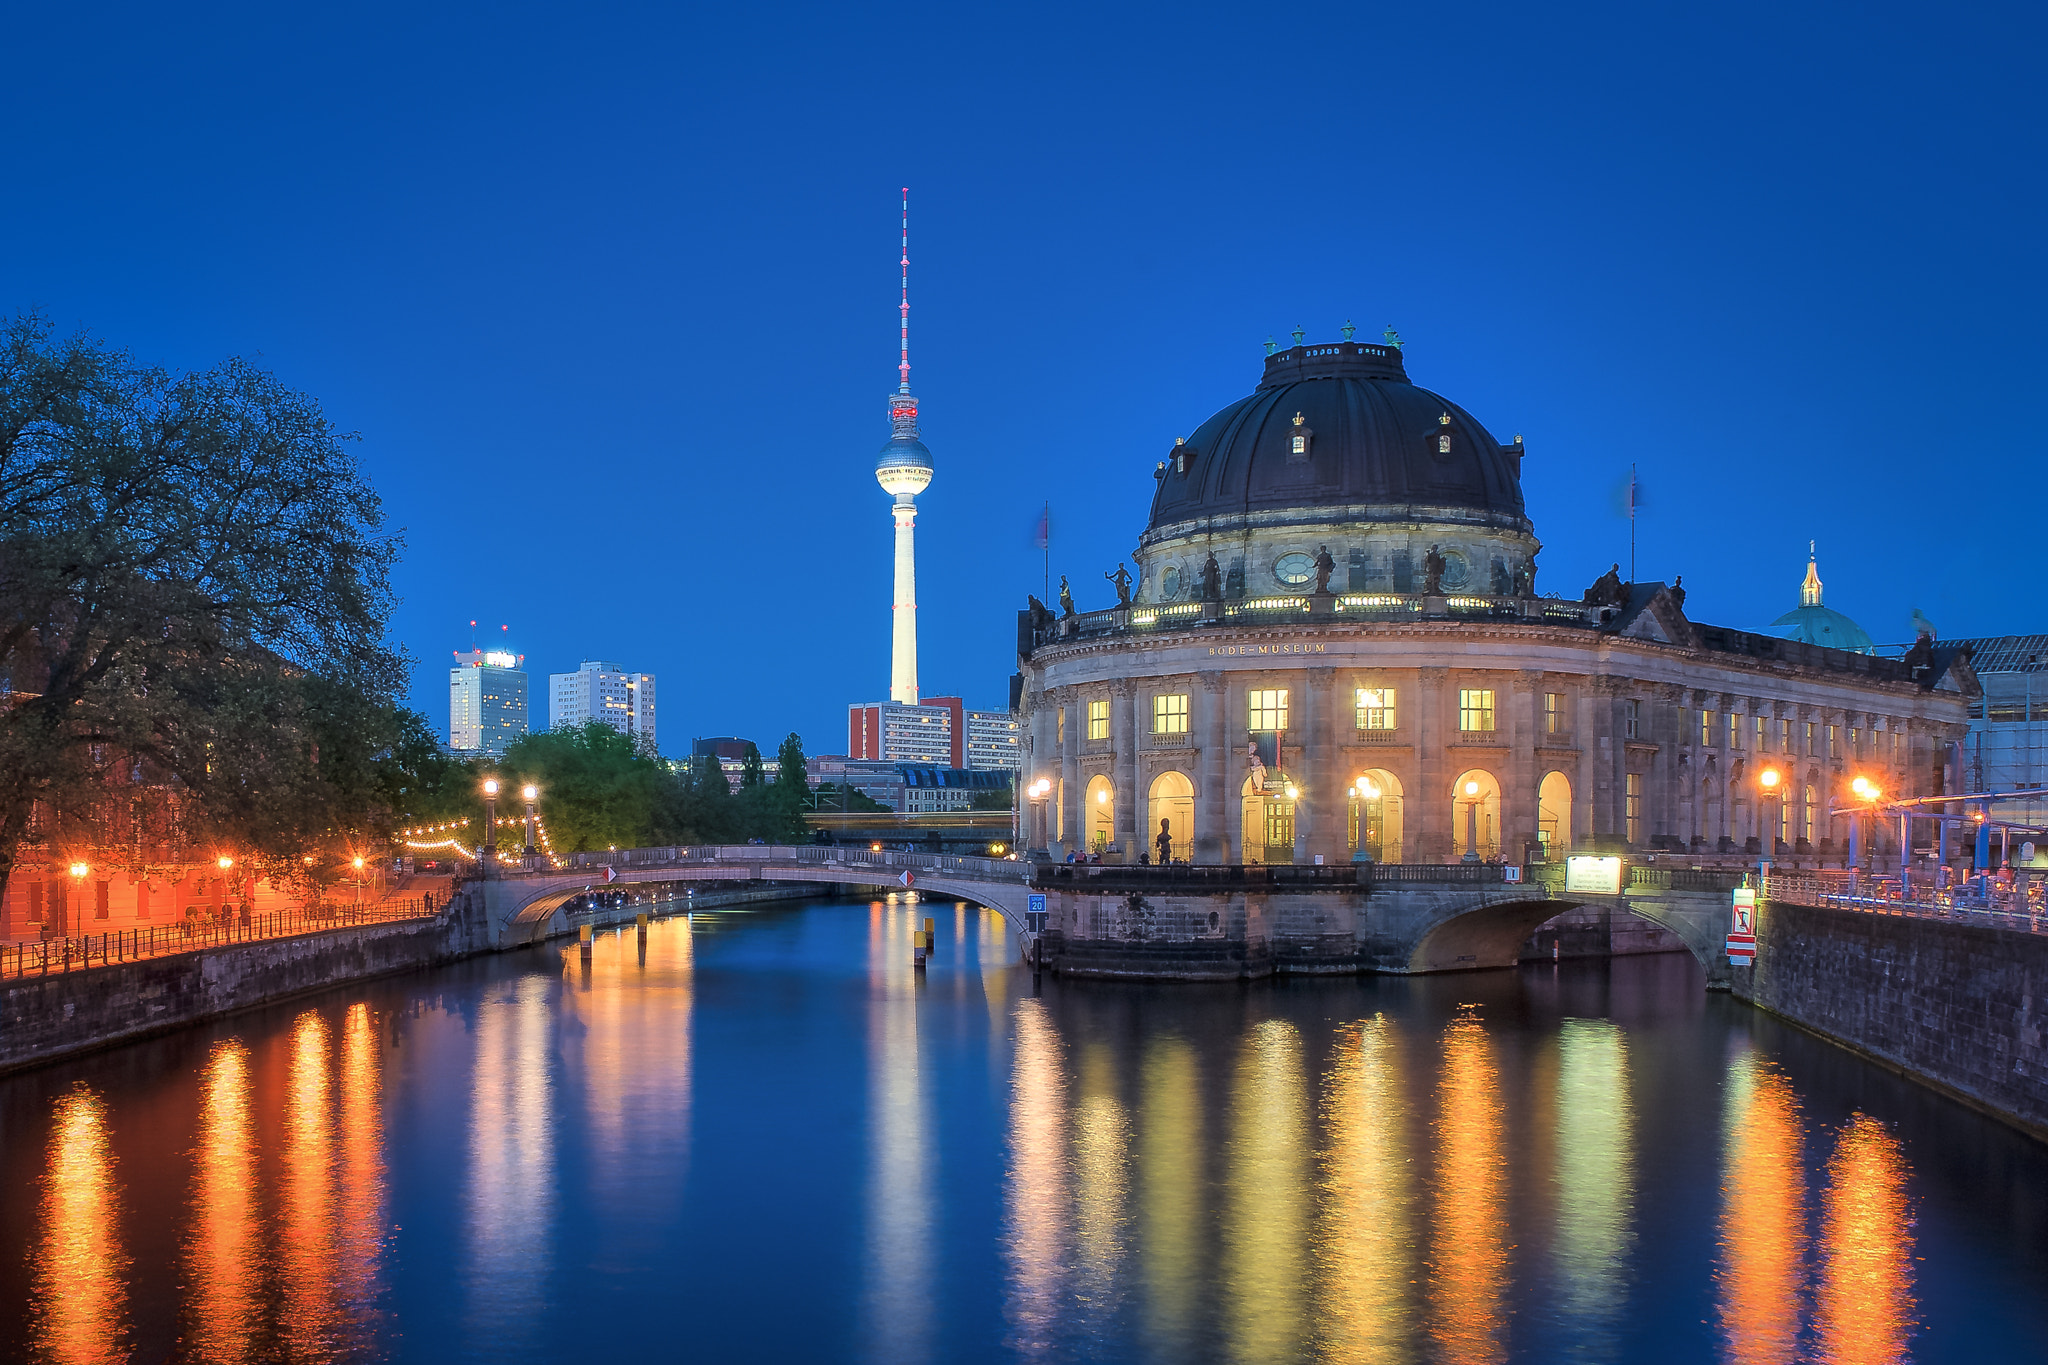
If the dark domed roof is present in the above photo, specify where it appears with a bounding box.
[1145,341,1529,534]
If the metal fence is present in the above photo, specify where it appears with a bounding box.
[1763,869,2048,935]
[0,895,444,981]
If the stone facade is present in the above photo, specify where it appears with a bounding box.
[1019,596,1976,869]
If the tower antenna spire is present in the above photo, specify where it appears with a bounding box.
[898,186,911,394]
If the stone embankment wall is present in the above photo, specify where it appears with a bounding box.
[0,878,836,1076]
[1737,899,2048,1139]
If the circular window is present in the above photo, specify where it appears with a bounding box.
[1441,552,1469,589]
[1160,565,1182,599]
[1274,553,1315,586]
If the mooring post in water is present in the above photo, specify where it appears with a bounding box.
[579,923,593,958]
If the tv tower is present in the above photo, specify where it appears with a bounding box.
[874,187,933,705]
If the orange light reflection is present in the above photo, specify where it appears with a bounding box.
[186,1041,258,1363]
[34,1085,129,1364]
[1429,1009,1505,1365]
[281,1010,338,1355]
[1716,1050,1806,1365]
[1815,1113,1917,1365]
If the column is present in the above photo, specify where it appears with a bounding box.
[1509,670,1542,864]
[1415,667,1449,862]
[1059,691,1081,857]
[1303,667,1339,864]
[1197,671,1228,865]
[1113,680,1139,862]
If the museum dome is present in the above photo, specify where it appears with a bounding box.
[1144,339,1530,536]
[1768,548,1874,654]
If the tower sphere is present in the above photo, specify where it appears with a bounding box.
[876,433,933,497]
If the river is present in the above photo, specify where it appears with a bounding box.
[1,894,2044,1363]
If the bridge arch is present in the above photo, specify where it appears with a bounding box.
[1400,891,1728,983]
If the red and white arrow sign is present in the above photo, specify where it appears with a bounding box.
[900,871,915,888]
[603,866,618,884]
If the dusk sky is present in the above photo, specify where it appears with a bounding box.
[4,2,2040,755]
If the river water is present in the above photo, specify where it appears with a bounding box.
[2,895,2045,1363]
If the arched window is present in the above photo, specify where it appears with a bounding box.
[1148,772,1194,863]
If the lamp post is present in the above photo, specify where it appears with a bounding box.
[1461,780,1482,863]
[67,861,88,940]
[482,779,500,864]
[522,784,539,857]
[1758,768,1783,856]
[352,855,366,913]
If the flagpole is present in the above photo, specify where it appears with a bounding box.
[1043,500,1051,601]
[1628,463,1637,587]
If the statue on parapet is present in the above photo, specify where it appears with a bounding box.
[1669,575,1686,610]
[1422,544,1447,596]
[1584,563,1627,607]
[1058,575,1076,618]
[1313,545,1337,594]
[1026,594,1055,635]
[1199,552,1222,602]
[1105,562,1133,609]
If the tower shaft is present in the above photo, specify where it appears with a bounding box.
[890,494,920,704]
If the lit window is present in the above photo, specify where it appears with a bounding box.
[1702,710,1719,747]
[1152,693,1189,735]
[1249,689,1289,731]
[1088,699,1110,740]
[1728,713,1741,749]
[1826,724,1837,758]
[1458,689,1495,732]
[1292,433,1306,455]
[1626,772,1642,845]
[1756,715,1769,751]
[1437,433,1451,454]
[1543,692,1565,734]
[1355,687,1396,730]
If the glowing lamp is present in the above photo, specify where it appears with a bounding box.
[353,857,365,870]
[1096,790,1108,804]
[1285,784,1299,800]
[1363,781,1380,799]
[68,862,89,879]
[483,779,500,797]
[1851,776,1874,799]
[522,784,538,801]
[1759,769,1781,789]
[217,856,234,870]
[1464,781,1480,796]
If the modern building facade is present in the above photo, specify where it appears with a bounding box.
[1017,335,1978,866]
[450,649,528,756]
[549,660,656,750]
[848,701,955,767]
[966,708,1023,772]
[898,765,1011,813]
[1949,634,2048,836]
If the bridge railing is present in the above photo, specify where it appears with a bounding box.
[1765,870,2048,935]
[539,844,1025,883]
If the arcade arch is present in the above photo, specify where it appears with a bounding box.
[1085,775,1115,852]
[1148,771,1194,863]
[1347,768,1404,863]
[1241,770,1297,865]
[1449,769,1502,862]
[1538,771,1573,858]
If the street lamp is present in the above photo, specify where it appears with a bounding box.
[1759,767,1783,853]
[481,779,500,861]
[67,862,88,938]
[521,783,540,856]
[1027,777,1053,855]
[352,855,366,912]
[1462,779,1482,862]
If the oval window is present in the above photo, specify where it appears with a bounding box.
[1160,565,1182,599]
[1441,552,1469,589]
[1274,553,1315,586]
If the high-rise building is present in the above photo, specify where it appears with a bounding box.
[848,701,953,766]
[875,189,933,705]
[450,648,528,755]
[966,709,1022,771]
[549,659,656,750]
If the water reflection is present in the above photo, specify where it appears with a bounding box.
[1717,1048,1806,1365]
[335,1003,387,1346]
[1073,1042,1130,1336]
[864,901,932,1364]
[1815,1114,1916,1365]
[281,1010,337,1356]
[1138,1036,1202,1356]
[1430,1008,1506,1365]
[33,1084,128,1364]
[185,1042,258,1363]
[1002,996,1070,1357]
[466,975,556,1337]
[1224,1018,1308,1364]
[1317,1015,1413,1363]
[1552,1019,1635,1357]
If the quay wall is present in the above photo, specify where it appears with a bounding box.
[1736,899,2048,1140]
[0,878,835,1076]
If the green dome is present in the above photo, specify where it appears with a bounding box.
[1769,603,1874,654]
[1766,546,1873,654]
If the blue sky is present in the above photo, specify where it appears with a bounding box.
[3,2,2040,755]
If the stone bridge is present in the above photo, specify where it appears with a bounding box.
[477,845,1038,950]
[477,846,1741,985]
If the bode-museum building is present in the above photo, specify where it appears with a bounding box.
[1019,335,1977,869]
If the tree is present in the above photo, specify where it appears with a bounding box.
[499,721,684,854]
[759,731,812,842]
[740,742,764,788]
[0,313,402,901]
[686,751,731,844]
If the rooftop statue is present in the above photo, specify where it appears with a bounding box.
[1585,563,1627,607]
[1423,545,1447,596]
[1026,594,1054,634]
[1200,553,1222,602]
[1058,575,1076,618]
[1105,562,1133,609]
[1313,545,1336,594]
[1513,558,1536,597]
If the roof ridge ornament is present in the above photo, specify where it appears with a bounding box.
[1383,325,1403,350]
[1801,540,1824,608]
[1341,319,1356,340]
